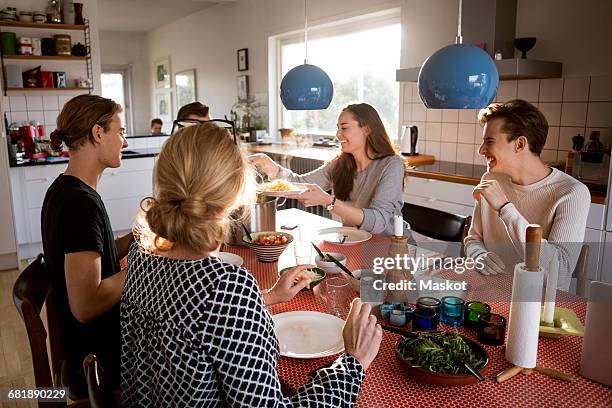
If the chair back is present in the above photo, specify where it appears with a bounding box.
[13,254,66,408]
[573,244,589,298]
[83,354,119,408]
[402,202,471,242]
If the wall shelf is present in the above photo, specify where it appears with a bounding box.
[6,87,91,92]
[3,55,89,61]
[0,21,86,31]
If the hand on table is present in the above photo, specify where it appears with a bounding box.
[472,180,510,212]
[475,251,506,275]
[263,264,311,306]
[343,298,382,371]
[248,153,280,179]
[292,184,332,207]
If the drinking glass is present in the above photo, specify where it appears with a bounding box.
[464,301,491,330]
[477,313,507,346]
[413,307,438,331]
[325,276,351,318]
[294,224,313,264]
[440,296,465,326]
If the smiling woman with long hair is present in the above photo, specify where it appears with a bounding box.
[120,123,382,407]
[250,103,405,236]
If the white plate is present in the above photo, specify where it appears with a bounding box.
[273,311,345,358]
[259,182,309,197]
[317,227,372,245]
[211,251,243,267]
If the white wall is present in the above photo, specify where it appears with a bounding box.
[99,31,150,135]
[146,0,401,122]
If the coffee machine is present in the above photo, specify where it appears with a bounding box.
[400,125,419,156]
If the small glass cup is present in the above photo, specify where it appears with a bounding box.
[440,296,465,326]
[416,297,441,322]
[325,276,351,318]
[477,313,507,346]
[380,303,397,323]
[390,309,407,326]
[413,307,438,331]
[293,241,312,265]
[464,301,491,330]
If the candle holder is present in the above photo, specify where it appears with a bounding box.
[390,309,407,326]
[465,301,491,330]
[416,296,441,323]
[477,313,507,346]
[413,307,438,331]
[440,296,465,326]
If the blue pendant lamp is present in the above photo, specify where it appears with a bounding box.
[280,0,333,110]
[418,0,499,109]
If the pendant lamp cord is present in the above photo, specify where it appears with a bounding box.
[304,0,308,64]
[456,0,463,44]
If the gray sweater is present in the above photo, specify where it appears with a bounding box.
[278,155,405,235]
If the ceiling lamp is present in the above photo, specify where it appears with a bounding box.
[417,0,499,109]
[280,0,333,110]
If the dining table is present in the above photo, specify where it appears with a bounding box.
[221,208,612,407]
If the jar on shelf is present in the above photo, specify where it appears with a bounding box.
[32,38,42,56]
[54,34,71,56]
[18,11,34,23]
[1,32,17,55]
[33,11,47,23]
[17,37,33,55]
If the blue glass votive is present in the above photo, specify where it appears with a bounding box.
[399,304,414,323]
[390,309,407,326]
[440,296,465,326]
[416,297,441,323]
[413,307,438,331]
[380,303,396,323]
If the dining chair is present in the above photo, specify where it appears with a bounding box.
[13,254,88,407]
[83,354,119,408]
[573,244,589,298]
[401,203,472,256]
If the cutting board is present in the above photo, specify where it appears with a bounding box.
[401,154,435,166]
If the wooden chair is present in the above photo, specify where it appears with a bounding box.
[83,355,119,408]
[573,244,589,298]
[13,254,88,408]
[401,203,472,256]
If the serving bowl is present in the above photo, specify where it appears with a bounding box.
[314,252,347,274]
[278,266,326,290]
[243,231,293,262]
[395,334,490,386]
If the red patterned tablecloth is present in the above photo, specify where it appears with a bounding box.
[222,209,612,407]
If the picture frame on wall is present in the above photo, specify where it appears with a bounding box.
[237,48,248,71]
[155,91,173,133]
[237,75,249,100]
[175,69,197,109]
[155,57,171,89]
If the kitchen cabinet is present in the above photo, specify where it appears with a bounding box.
[10,157,154,259]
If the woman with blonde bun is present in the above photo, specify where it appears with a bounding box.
[120,123,382,407]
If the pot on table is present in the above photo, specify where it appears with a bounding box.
[225,194,286,246]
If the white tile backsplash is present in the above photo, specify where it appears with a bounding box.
[589,75,612,102]
[541,149,557,164]
[9,96,26,111]
[442,109,459,123]
[456,144,474,164]
[539,78,564,102]
[440,142,457,162]
[11,111,28,123]
[402,103,412,122]
[496,80,517,102]
[441,123,457,142]
[57,95,73,109]
[560,102,588,127]
[558,127,585,151]
[563,77,590,102]
[458,109,478,124]
[425,122,441,141]
[426,108,442,122]
[517,79,540,102]
[544,126,560,150]
[412,103,426,122]
[42,95,59,110]
[26,95,43,111]
[43,110,60,125]
[27,110,45,124]
[427,141,441,159]
[539,103,562,126]
[3,96,9,111]
[458,123,476,144]
[473,147,484,166]
[586,102,612,128]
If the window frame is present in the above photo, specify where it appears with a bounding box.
[268,7,401,141]
[101,65,135,136]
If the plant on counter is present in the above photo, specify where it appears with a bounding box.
[231,96,266,132]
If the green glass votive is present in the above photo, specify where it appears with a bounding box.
[465,301,491,330]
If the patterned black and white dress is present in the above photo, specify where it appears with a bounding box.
[120,243,365,407]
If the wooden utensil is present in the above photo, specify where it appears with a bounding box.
[534,366,575,382]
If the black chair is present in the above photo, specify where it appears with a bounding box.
[83,355,119,408]
[13,254,88,407]
[401,203,472,256]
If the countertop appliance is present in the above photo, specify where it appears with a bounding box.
[400,125,418,156]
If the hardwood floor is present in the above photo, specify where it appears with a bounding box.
[0,265,39,408]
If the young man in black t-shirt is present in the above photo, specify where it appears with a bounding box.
[41,95,133,393]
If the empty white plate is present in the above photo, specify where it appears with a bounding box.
[317,227,372,245]
[211,251,244,267]
[272,311,345,358]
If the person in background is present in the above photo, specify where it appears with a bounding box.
[176,101,210,122]
[465,99,590,290]
[150,118,164,135]
[250,103,406,236]
[121,123,381,406]
[42,95,132,393]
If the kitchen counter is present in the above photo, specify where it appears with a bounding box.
[9,147,161,167]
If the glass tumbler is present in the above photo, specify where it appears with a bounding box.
[477,313,507,346]
[440,296,465,326]
[413,307,438,331]
[325,276,351,318]
[464,301,491,330]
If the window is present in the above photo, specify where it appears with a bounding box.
[101,67,133,134]
[273,11,401,140]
